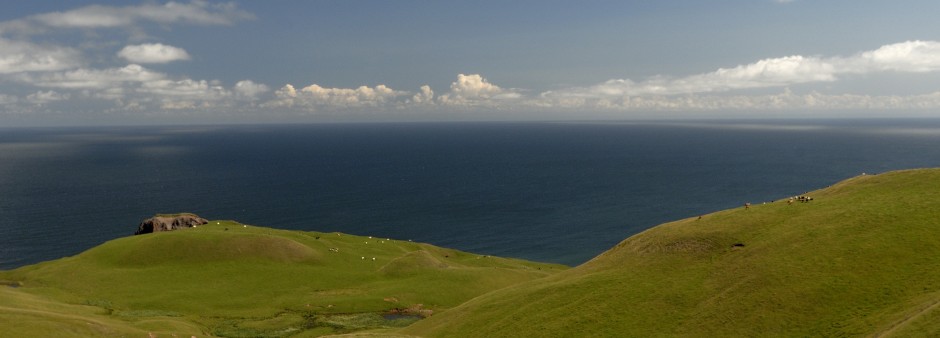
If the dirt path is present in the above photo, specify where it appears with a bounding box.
[873,297,940,337]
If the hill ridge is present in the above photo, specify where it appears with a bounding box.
[0,221,565,337]
[403,169,940,337]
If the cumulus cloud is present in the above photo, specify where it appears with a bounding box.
[301,84,403,106]
[0,1,253,33]
[265,74,521,111]
[411,85,434,104]
[275,84,297,98]
[438,74,521,105]
[545,40,940,101]
[449,74,503,98]
[117,43,190,64]
[0,37,81,74]
[267,83,408,109]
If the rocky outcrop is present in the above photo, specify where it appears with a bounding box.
[134,213,209,235]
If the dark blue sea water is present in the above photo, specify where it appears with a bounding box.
[3,119,940,270]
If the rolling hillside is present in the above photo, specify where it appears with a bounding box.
[402,169,940,337]
[0,222,565,337]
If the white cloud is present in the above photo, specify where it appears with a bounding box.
[19,64,166,89]
[0,2,264,116]
[0,37,82,74]
[839,40,940,73]
[265,75,519,111]
[303,84,402,105]
[271,83,406,108]
[234,80,270,100]
[0,1,253,33]
[544,40,940,101]
[438,74,521,105]
[411,85,434,104]
[118,43,190,64]
[12,63,248,110]
[275,84,297,98]
[448,74,503,98]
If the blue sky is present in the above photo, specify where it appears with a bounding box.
[3,1,940,126]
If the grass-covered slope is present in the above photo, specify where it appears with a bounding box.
[403,169,940,337]
[0,222,565,337]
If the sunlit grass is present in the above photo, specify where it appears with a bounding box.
[0,220,565,337]
[403,169,940,337]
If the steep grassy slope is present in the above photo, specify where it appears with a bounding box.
[0,222,565,337]
[403,169,940,337]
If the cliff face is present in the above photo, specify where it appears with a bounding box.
[134,214,208,235]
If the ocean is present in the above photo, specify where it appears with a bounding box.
[3,119,940,270]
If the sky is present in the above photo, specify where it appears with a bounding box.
[3,0,940,126]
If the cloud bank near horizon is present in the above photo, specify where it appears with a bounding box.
[543,41,940,100]
[236,40,940,114]
[3,1,940,123]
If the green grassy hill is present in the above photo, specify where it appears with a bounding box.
[402,169,940,337]
[0,222,565,337]
[5,169,940,337]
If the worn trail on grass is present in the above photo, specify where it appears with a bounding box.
[874,296,940,338]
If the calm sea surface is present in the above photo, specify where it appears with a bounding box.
[3,119,940,270]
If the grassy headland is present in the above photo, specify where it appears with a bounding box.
[402,169,940,337]
[0,222,565,337]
